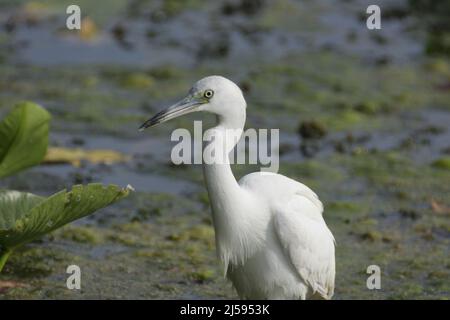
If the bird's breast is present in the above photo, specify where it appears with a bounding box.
[209,190,271,273]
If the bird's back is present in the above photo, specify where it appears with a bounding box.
[234,171,335,299]
[239,172,324,216]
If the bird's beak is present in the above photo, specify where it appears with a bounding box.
[139,95,206,131]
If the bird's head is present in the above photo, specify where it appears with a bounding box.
[139,75,246,130]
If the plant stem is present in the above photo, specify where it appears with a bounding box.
[0,248,12,272]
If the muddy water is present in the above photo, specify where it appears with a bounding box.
[0,0,449,299]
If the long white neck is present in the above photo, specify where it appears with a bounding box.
[202,110,245,215]
[202,109,253,269]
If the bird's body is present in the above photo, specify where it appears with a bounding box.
[205,167,335,299]
[140,75,335,299]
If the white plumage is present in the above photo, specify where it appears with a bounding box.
[140,75,336,299]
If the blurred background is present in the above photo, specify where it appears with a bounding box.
[0,0,449,299]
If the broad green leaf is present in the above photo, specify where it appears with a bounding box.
[0,191,44,230]
[0,102,51,179]
[0,183,130,250]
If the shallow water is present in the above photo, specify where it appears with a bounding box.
[0,0,449,299]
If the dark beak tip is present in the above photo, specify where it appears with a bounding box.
[138,123,147,132]
[139,119,154,131]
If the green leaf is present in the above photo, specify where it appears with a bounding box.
[0,183,130,271]
[0,190,44,230]
[0,102,51,179]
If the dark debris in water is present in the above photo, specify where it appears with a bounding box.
[298,120,328,140]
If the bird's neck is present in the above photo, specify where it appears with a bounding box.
[202,112,252,268]
[202,112,245,210]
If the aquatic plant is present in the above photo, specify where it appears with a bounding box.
[0,102,50,179]
[0,102,130,272]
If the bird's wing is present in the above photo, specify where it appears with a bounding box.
[273,192,335,299]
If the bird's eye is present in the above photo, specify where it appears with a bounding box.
[204,89,214,99]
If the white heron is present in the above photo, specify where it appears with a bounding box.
[139,76,335,299]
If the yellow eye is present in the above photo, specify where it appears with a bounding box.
[204,89,214,99]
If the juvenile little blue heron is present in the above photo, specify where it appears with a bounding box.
[139,76,335,299]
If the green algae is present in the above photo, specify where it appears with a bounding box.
[120,73,155,90]
[0,0,449,301]
[1,57,449,298]
[57,226,103,244]
[432,157,450,170]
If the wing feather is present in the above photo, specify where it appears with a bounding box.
[273,193,335,299]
